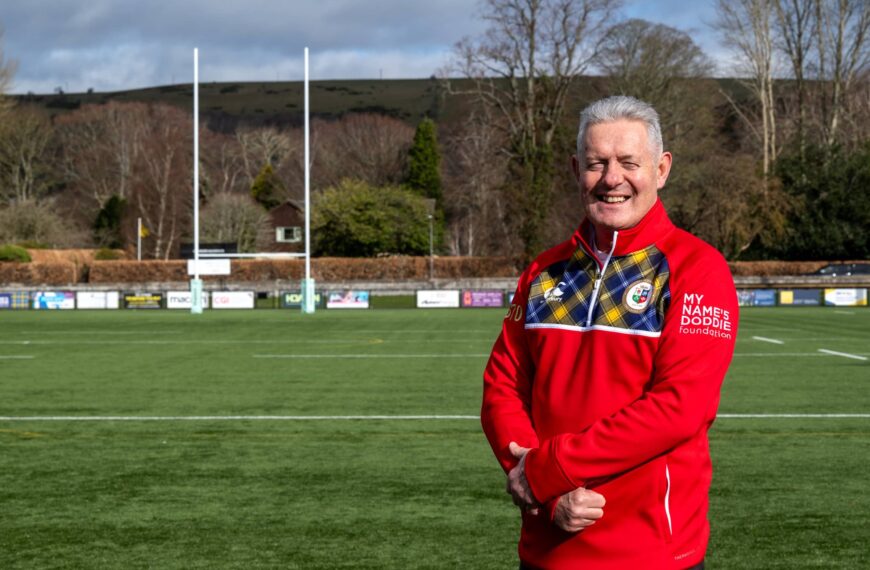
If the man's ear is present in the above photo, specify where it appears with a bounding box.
[656,151,673,190]
[571,155,582,181]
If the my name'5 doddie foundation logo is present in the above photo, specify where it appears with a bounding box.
[679,293,733,339]
[623,280,653,312]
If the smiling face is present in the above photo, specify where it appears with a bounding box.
[572,119,672,249]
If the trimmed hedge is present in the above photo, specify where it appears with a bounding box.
[88,256,521,284]
[1,254,862,285]
[0,262,77,284]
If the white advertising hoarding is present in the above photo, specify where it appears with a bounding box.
[823,288,868,307]
[211,291,255,309]
[326,291,370,309]
[76,291,120,309]
[416,290,460,308]
[166,291,212,309]
[187,259,231,276]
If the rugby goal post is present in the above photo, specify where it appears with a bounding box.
[189,48,316,314]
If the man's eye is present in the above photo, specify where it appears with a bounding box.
[622,162,639,169]
[586,162,604,171]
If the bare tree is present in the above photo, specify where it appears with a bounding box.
[0,27,16,121]
[199,192,271,252]
[0,107,57,204]
[446,0,620,255]
[443,109,512,255]
[130,105,193,259]
[56,102,146,210]
[306,114,414,190]
[812,0,870,146]
[715,0,779,179]
[774,0,816,156]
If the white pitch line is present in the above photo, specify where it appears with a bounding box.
[833,311,855,315]
[0,415,479,421]
[752,336,784,345]
[818,349,868,361]
[0,355,34,360]
[0,413,867,422]
[253,354,489,359]
[718,413,870,418]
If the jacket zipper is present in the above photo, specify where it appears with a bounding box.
[664,462,673,538]
[585,230,618,327]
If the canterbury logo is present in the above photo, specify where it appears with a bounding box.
[543,282,566,303]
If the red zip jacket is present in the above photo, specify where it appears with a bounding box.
[482,200,737,569]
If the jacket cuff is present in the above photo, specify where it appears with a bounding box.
[524,436,580,503]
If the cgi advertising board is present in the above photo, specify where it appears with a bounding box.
[211,291,255,309]
[32,291,75,310]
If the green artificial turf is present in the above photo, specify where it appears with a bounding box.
[0,307,867,568]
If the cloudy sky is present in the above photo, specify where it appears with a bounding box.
[2,0,726,95]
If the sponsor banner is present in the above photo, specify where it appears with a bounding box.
[32,291,75,310]
[124,292,163,309]
[187,258,231,276]
[211,291,255,309]
[779,289,821,306]
[0,292,30,310]
[737,289,777,307]
[462,290,504,308]
[76,291,120,309]
[824,288,868,307]
[166,291,211,309]
[280,291,323,308]
[326,291,370,309]
[416,290,460,309]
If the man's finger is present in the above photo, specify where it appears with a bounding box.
[508,441,530,458]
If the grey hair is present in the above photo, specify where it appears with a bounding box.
[576,96,664,158]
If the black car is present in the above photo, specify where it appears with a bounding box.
[813,263,870,277]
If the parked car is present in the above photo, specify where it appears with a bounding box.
[812,263,870,277]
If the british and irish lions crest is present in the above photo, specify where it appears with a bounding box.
[624,280,653,313]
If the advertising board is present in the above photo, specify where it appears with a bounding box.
[823,288,868,307]
[779,289,821,306]
[187,259,231,276]
[166,291,211,309]
[326,291,370,309]
[123,292,163,309]
[416,290,460,308]
[32,291,75,310]
[211,291,255,309]
[76,291,120,309]
[0,292,30,310]
[281,291,323,308]
[737,289,777,307]
[461,290,505,308]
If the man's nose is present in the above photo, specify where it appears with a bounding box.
[602,163,624,187]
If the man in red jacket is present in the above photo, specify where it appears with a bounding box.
[482,96,738,569]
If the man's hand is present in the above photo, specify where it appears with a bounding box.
[506,441,540,515]
[553,487,606,532]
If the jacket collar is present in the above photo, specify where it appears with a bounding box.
[573,198,675,258]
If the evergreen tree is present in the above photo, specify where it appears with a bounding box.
[250,163,284,210]
[93,194,126,248]
[405,118,442,204]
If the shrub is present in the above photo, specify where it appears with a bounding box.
[0,245,32,262]
[94,247,124,260]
